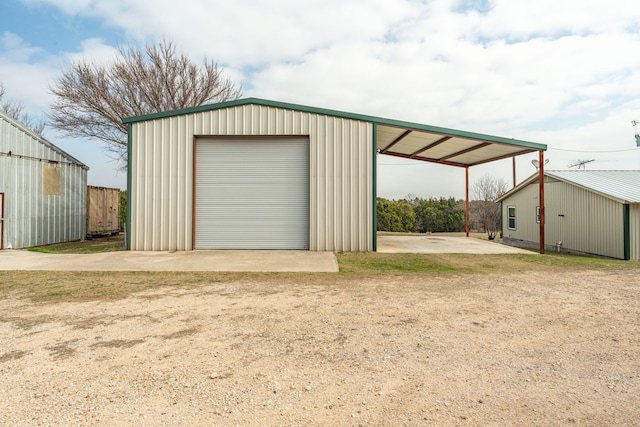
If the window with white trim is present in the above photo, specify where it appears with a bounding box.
[536,206,540,224]
[507,206,516,230]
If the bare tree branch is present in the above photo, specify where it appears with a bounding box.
[48,39,242,170]
[471,174,509,240]
[0,82,47,136]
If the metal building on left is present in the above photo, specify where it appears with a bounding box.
[0,111,88,249]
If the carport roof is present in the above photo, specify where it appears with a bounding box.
[123,97,546,168]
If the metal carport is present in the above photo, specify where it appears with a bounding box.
[372,116,547,253]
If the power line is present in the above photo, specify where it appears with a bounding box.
[549,147,639,153]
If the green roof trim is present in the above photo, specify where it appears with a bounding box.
[372,123,378,252]
[122,97,547,151]
[125,122,132,251]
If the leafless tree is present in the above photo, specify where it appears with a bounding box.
[471,174,509,240]
[0,82,46,135]
[49,39,242,169]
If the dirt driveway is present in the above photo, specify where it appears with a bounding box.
[1,269,639,426]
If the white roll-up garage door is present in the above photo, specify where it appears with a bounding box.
[195,137,309,249]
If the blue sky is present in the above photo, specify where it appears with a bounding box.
[1,2,119,55]
[1,0,639,197]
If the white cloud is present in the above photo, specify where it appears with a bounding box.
[0,33,57,111]
[5,0,640,195]
[0,33,118,112]
[1,32,44,60]
[470,0,640,39]
[63,37,118,64]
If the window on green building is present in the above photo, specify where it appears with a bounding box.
[507,206,516,230]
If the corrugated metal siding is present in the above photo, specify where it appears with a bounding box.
[129,104,373,251]
[87,186,120,235]
[502,178,625,259]
[501,181,540,243]
[547,170,640,203]
[0,115,87,249]
[630,204,640,260]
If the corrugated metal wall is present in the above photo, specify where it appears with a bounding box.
[0,115,87,249]
[129,104,374,251]
[630,204,640,260]
[501,182,540,243]
[502,178,625,259]
[87,186,121,236]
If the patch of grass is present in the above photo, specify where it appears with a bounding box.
[161,327,201,340]
[0,314,57,330]
[27,234,125,254]
[338,253,456,273]
[90,339,145,349]
[337,252,637,275]
[0,350,28,362]
[46,340,78,360]
[0,270,255,303]
[28,240,124,254]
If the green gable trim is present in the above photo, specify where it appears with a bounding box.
[372,123,378,252]
[122,97,547,152]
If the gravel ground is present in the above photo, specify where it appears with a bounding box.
[1,269,639,426]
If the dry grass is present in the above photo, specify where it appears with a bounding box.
[0,251,636,304]
[2,231,636,304]
[2,238,639,425]
[27,234,125,254]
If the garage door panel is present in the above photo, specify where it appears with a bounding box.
[195,137,309,250]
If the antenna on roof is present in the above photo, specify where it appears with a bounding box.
[568,159,595,169]
[633,120,640,147]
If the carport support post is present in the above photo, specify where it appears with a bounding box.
[538,150,545,254]
[465,167,470,237]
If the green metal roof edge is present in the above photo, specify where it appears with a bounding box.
[122,97,547,151]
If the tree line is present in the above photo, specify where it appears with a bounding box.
[377,196,466,233]
[378,176,508,238]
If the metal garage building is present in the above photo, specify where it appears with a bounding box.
[0,111,88,249]
[123,98,546,252]
[498,170,640,260]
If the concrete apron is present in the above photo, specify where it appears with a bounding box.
[0,250,339,273]
[377,235,535,254]
[0,236,532,272]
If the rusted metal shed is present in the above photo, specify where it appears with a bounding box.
[86,186,121,237]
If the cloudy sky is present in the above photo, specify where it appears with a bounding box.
[1,0,639,198]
